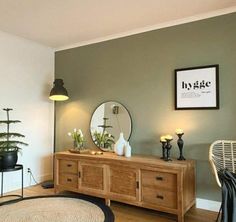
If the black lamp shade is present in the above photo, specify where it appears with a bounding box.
[49,79,69,101]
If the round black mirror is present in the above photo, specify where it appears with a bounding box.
[90,101,132,152]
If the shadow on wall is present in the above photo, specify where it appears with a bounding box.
[131,140,212,160]
[187,143,221,201]
[42,82,53,100]
[186,143,211,160]
[196,159,221,201]
[134,138,161,156]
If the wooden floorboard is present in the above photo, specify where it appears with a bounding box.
[0,184,217,222]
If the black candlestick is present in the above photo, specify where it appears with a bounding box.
[160,141,167,159]
[165,139,172,161]
[177,133,185,160]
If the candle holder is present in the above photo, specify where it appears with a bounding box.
[165,138,173,161]
[177,133,186,160]
[160,140,167,159]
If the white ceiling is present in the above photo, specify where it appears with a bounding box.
[0,0,235,50]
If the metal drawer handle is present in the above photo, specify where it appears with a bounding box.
[67,178,72,182]
[156,176,163,181]
[156,195,164,199]
[67,164,72,167]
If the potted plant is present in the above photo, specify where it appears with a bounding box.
[92,117,115,151]
[92,131,115,150]
[0,108,28,169]
[68,128,85,150]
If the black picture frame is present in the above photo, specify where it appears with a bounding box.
[175,64,219,110]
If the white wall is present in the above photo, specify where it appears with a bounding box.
[0,31,54,192]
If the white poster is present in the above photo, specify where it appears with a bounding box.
[175,65,219,109]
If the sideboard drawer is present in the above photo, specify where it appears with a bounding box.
[142,187,177,209]
[141,170,177,191]
[59,174,78,188]
[59,159,78,174]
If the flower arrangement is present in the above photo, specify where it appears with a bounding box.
[92,131,115,150]
[68,128,85,150]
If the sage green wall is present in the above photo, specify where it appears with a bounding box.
[55,13,236,201]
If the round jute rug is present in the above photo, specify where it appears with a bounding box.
[0,195,114,222]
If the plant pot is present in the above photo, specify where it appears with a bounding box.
[0,151,18,170]
[73,140,84,150]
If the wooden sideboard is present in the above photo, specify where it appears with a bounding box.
[54,151,195,222]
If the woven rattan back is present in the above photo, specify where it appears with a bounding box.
[209,140,236,187]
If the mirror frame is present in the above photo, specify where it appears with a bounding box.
[89,100,133,151]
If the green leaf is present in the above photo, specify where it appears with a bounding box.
[107,139,115,144]
[0,120,21,124]
[0,133,25,138]
[92,131,115,148]
[0,141,28,146]
[0,146,20,152]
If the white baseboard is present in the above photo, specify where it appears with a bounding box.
[196,198,221,212]
[25,173,52,187]
[36,173,52,183]
[1,173,52,194]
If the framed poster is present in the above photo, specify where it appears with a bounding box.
[175,65,219,110]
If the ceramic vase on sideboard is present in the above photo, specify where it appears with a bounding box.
[114,132,126,156]
[125,142,132,157]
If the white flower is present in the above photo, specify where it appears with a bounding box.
[74,128,77,132]
[68,132,72,136]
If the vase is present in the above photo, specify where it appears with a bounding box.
[114,133,126,156]
[124,142,132,158]
[74,140,84,150]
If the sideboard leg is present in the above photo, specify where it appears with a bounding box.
[54,187,59,194]
[177,213,184,222]
[105,199,111,206]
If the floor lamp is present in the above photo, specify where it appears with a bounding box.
[41,79,69,189]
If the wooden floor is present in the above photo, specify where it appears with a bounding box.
[0,185,217,222]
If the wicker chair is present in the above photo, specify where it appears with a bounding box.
[209,140,236,221]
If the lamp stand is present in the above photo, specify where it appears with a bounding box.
[41,101,56,189]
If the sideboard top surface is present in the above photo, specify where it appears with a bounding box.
[55,151,195,169]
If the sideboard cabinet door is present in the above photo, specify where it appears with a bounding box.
[108,165,139,201]
[79,161,106,194]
